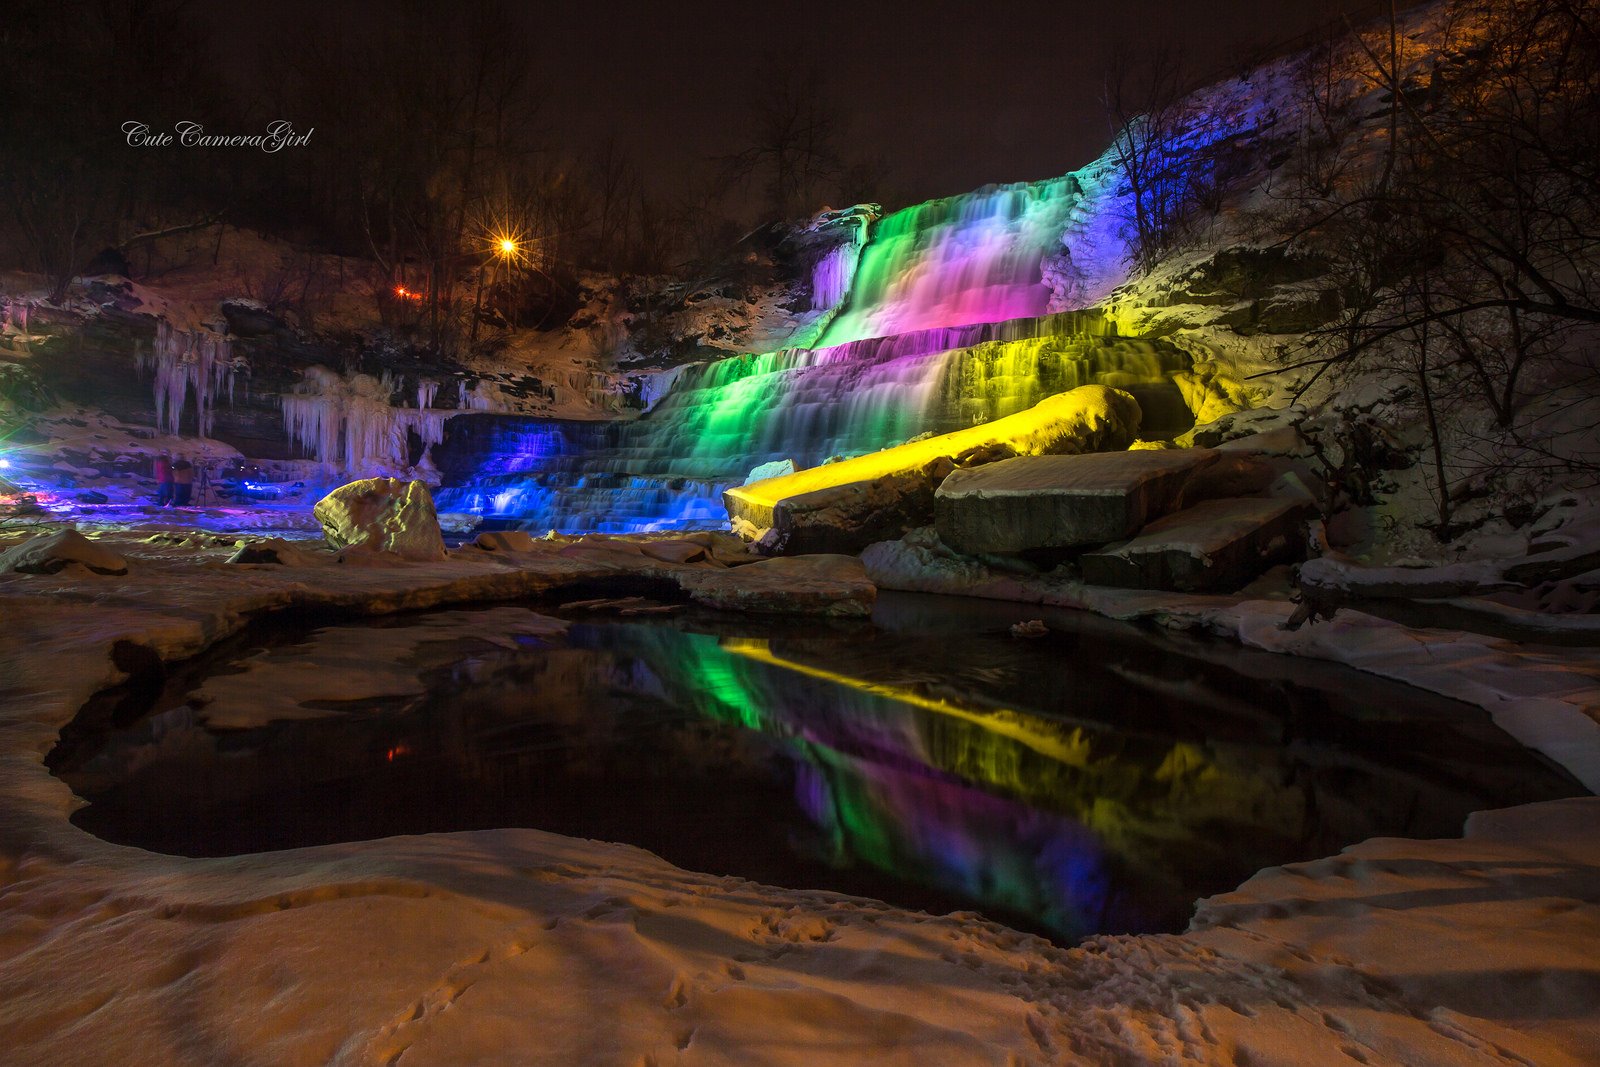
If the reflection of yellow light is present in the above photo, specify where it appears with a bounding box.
[721,637,1091,767]
[498,238,517,256]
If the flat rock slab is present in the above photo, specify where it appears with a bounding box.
[935,448,1221,554]
[676,553,876,616]
[1081,495,1313,592]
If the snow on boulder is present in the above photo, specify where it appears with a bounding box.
[0,529,128,575]
[313,478,447,562]
[744,459,796,485]
[225,537,319,566]
[1080,495,1315,592]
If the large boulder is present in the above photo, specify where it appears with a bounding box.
[313,478,447,562]
[1080,495,1315,592]
[0,528,128,575]
[725,385,1142,553]
[934,448,1223,555]
[747,460,952,556]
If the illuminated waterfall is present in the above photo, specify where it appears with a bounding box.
[435,174,1175,530]
[816,177,1083,347]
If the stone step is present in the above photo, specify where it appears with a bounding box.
[1080,495,1314,592]
[933,447,1225,555]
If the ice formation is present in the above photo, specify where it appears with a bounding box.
[810,242,861,311]
[460,379,498,412]
[282,367,449,475]
[138,320,241,436]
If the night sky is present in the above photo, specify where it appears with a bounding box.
[220,0,1377,211]
[531,0,1377,203]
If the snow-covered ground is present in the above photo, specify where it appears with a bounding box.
[0,530,1595,1065]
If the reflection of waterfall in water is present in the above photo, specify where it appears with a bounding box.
[434,177,1184,532]
[52,599,1583,940]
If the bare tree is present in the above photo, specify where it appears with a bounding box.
[721,61,842,221]
[1099,41,1226,274]
[0,0,224,301]
[1271,0,1600,539]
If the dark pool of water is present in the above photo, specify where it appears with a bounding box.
[49,592,1584,941]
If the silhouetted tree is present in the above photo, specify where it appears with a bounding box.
[1099,41,1226,274]
[722,61,842,221]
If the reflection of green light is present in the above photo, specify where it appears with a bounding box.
[621,622,1305,933]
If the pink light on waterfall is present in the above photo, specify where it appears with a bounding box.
[816,176,1080,348]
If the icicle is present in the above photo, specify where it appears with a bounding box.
[810,243,860,311]
[417,379,438,410]
[282,367,453,475]
[463,380,497,412]
[143,321,247,438]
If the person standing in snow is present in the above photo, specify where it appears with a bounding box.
[153,451,174,506]
[171,458,195,507]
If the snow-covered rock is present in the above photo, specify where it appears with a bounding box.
[472,529,539,553]
[0,528,129,575]
[1081,495,1315,592]
[637,539,708,564]
[744,459,796,484]
[313,478,447,562]
[224,537,320,566]
[934,447,1224,555]
[676,553,875,616]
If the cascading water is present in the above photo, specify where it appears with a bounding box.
[815,177,1083,348]
[435,174,1183,532]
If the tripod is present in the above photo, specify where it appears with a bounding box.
[194,451,214,507]
[198,465,219,506]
